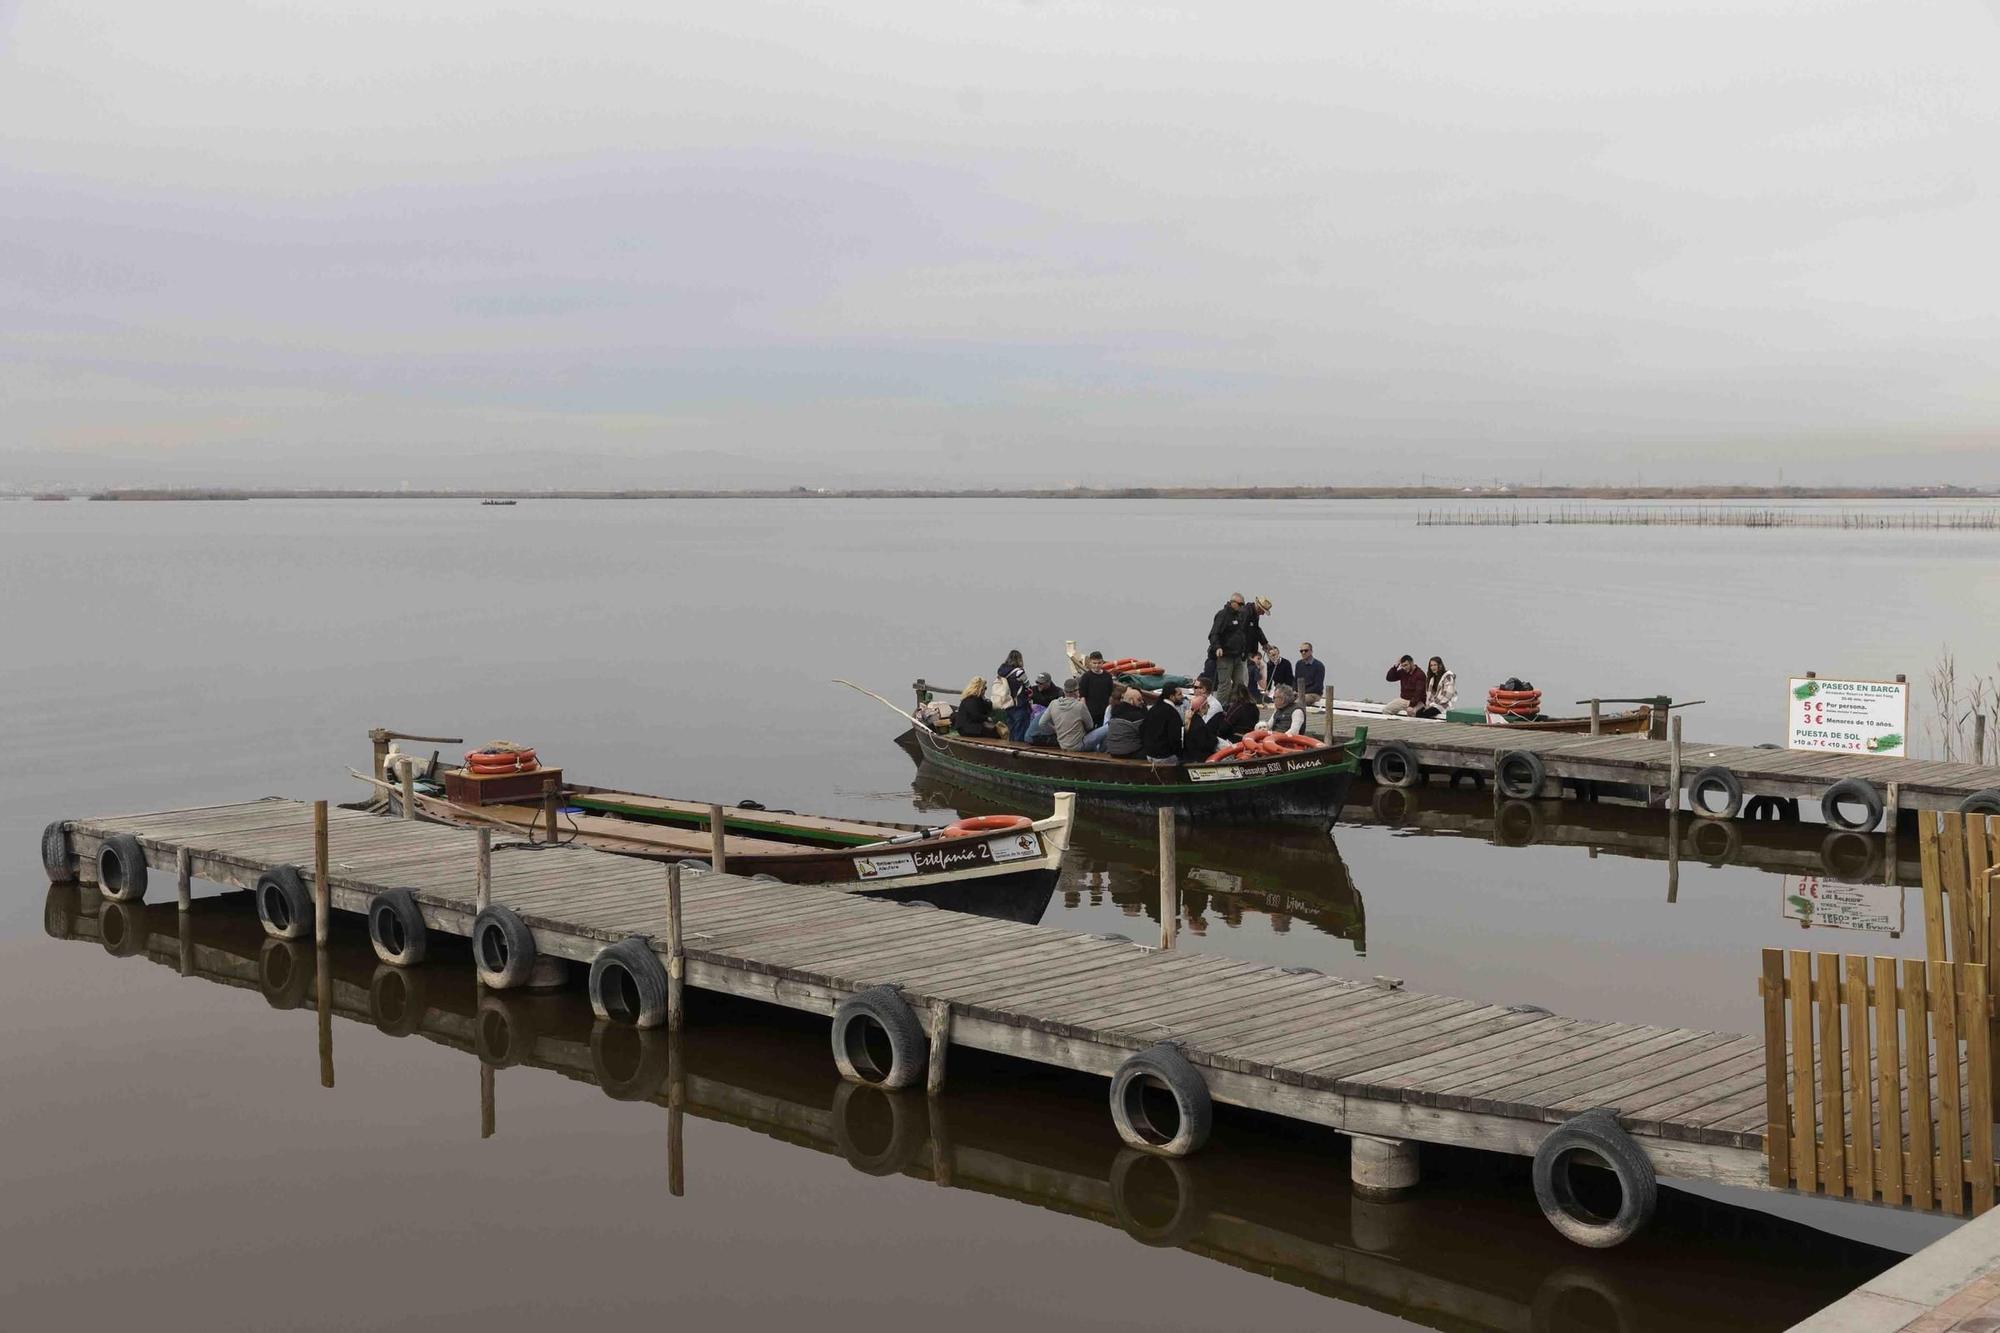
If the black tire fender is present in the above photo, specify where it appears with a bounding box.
[1687,766,1743,820]
[1742,795,1782,821]
[1373,741,1422,791]
[369,963,428,1038]
[591,1020,672,1101]
[255,865,313,941]
[96,833,148,904]
[368,888,428,967]
[1109,1148,1208,1247]
[258,937,312,1010]
[1821,778,1885,832]
[42,821,75,883]
[831,1080,927,1177]
[98,900,149,958]
[1496,750,1547,801]
[1109,1043,1213,1158]
[474,993,536,1068]
[831,984,928,1089]
[1958,788,2000,816]
[472,905,537,989]
[588,936,670,1029]
[1531,1108,1657,1248]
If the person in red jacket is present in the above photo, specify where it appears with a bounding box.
[1383,655,1427,715]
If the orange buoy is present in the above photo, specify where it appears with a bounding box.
[940,814,1034,839]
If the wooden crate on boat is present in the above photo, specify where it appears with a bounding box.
[443,766,562,807]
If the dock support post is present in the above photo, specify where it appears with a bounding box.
[369,727,390,792]
[666,864,685,1032]
[541,777,560,844]
[397,757,415,820]
[178,900,193,976]
[175,847,192,913]
[480,1064,495,1139]
[1885,782,1900,885]
[312,799,330,946]
[1350,1134,1419,1199]
[316,943,334,1089]
[1589,699,1601,736]
[709,804,728,875]
[1667,715,1683,815]
[667,1031,685,1197]
[1157,805,1178,950]
[926,999,952,1095]
[1666,808,1680,904]
[476,828,492,914]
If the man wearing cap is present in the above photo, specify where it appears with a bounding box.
[1030,676,1095,751]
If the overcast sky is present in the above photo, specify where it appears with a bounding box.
[2,1,1996,488]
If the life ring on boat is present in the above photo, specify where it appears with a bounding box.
[467,750,538,773]
[1206,744,1247,762]
[1269,733,1318,750]
[1489,689,1542,702]
[940,814,1034,839]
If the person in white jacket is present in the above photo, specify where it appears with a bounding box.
[1417,657,1458,719]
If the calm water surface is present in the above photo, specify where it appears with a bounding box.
[5,498,1998,1329]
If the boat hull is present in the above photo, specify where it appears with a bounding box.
[908,724,1362,820]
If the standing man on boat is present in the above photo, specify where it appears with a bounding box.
[1295,643,1326,707]
[1078,651,1117,728]
[1208,593,1252,702]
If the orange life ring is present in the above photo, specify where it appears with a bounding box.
[940,814,1034,839]
[1207,744,1247,762]
[1270,733,1319,749]
[1487,690,1541,703]
[466,749,538,772]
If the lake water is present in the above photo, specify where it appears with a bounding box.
[6,497,1999,1329]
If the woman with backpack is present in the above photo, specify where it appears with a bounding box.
[992,649,1032,740]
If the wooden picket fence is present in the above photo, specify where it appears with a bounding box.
[1761,950,1993,1213]
[1919,811,2000,970]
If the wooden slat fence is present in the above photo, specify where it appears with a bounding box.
[1919,811,2000,969]
[1762,949,1993,1214]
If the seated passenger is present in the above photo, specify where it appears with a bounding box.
[1103,688,1149,757]
[1182,697,1220,763]
[954,676,1000,738]
[1040,676,1094,750]
[1141,685,1185,761]
[1269,685,1307,735]
[1415,656,1457,719]
[1216,689,1260,742]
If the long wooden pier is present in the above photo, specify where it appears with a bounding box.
[1317,713,2000,818]
[45,797,1780,1198]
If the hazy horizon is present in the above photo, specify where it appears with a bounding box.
[4,1,1996,488]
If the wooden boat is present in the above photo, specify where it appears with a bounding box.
[901,717,1365,819]
[1319,699,1654,736]
[362,763,1069,915]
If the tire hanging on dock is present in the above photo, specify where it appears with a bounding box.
[472,905,537,989]
[588,936,670,1029]
[1959,789,2000,816]
[1372,741,1422,791]
[1820,778,1885,833]
[1686,766,1743,821]
[1108,1043,1213,1158]
[368,888,428,967]
[1495,750,1547,801]
[95,833,148,904]
[255,865,313,941]
[1531,1109,1656,1248]
[41,821,75,884]
[831,985,928,1089]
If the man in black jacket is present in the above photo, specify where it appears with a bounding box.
[1078,650,1117,727]
[1140,685,1186,761]
[1207,594,1250,703]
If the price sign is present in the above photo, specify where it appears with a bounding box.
[1781,877,1904,935]
[1786,676,1907,757]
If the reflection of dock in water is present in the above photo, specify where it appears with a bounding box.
[909,767,1365,949]
[1341,785,1918,886]
[46,885,1892,1333]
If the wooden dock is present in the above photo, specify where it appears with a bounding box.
[44,890,1892,1333]
[46,798,1780,1199]
[1317,712,2000,818]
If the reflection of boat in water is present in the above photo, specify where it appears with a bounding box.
[905,758,1366,949]
[1341,784,1916,885]
[46,883,1895,1333]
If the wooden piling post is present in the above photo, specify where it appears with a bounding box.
[369,727,390,791]
[312,799,330,946]
[542,777,560,845]
[666,864,685,1032]
[178,900,193,976]
[1157,805,1177,950]
[476,828,492,914]
[709,804,728,875]
[926,999,952,1095]
[175,846,192,913]
[1667,715,1683,815]
[667,1030,686,1197]
[1588,699,1601,737]
[398,757,416,821]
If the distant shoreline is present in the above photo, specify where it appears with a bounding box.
[15,484,1999,502]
